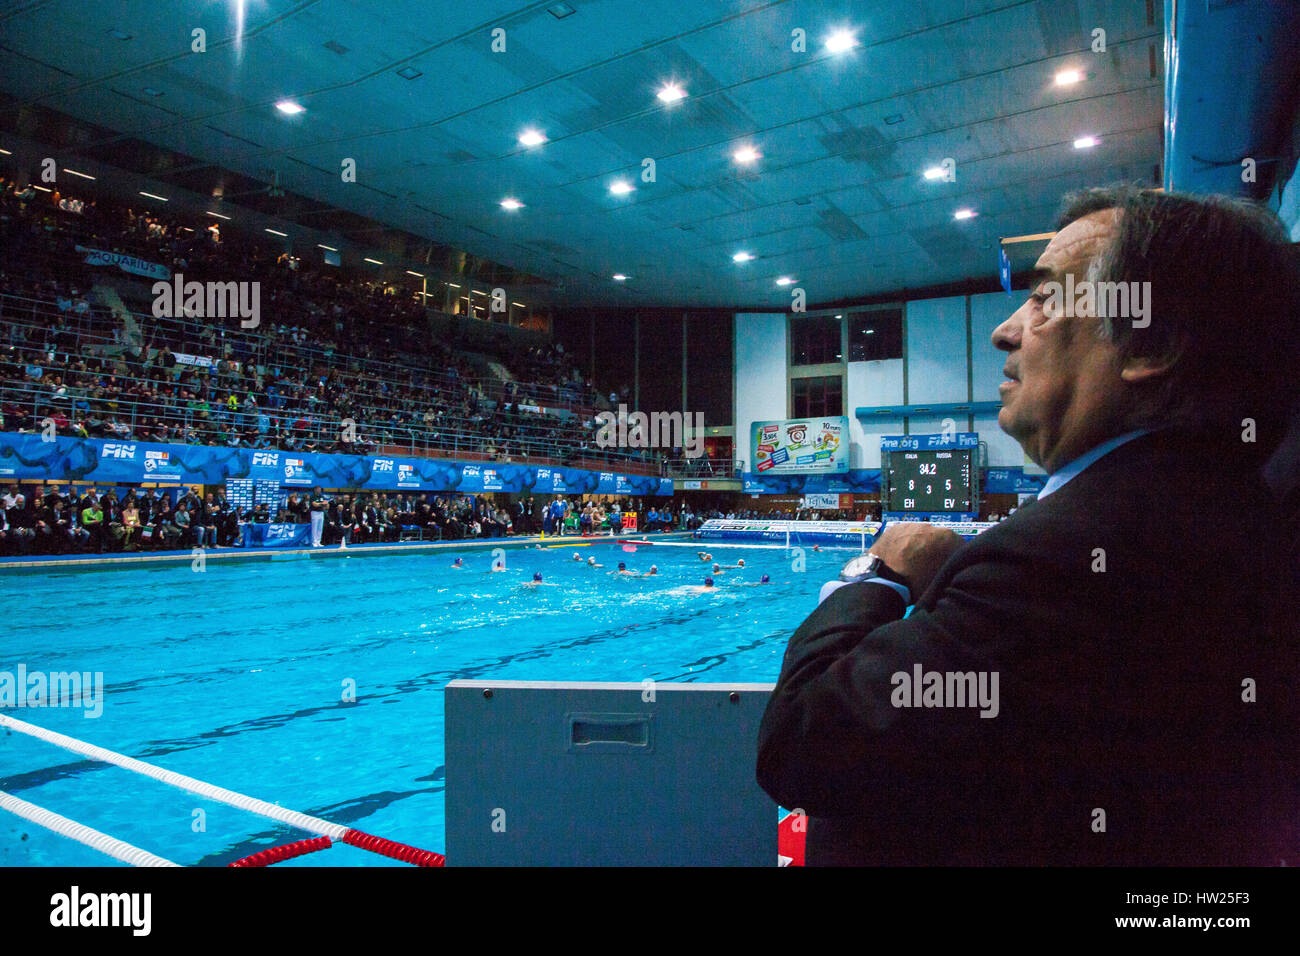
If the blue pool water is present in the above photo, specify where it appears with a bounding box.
[0,541,850,866]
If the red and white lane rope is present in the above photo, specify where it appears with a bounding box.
[0,790,178,867]
[0,712,445,866]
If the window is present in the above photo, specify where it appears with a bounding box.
[848,307,903,361]
[792,375,843,418]
[790,316,842,366]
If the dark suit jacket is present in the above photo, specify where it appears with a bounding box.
[757,429,1300,865]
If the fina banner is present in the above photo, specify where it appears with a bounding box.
[698,518,996,541]
[751,416,849,474]
[0,434,674,496]
[742,468,881,495]
[74,245,171,281]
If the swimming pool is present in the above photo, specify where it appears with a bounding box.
[0,540,849,866]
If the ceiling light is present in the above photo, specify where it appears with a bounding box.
[923,166,946,180]
[824,30,856,53]
[1055,69,1083,86]
[447,283,461,289]
[518,129,547,147]
[609,180,635,195]
[142,87,163,97]
[656,83,687,104]
[612,274,628,281]
[139,191,169,202]
[406,270,424,278]
[776,277,795,286]
[62,169,96,180]
[733,145,762,164]
[953,209,977,220]
[107,29,132,41]
[264,228,288,236]
[0,148,11,155]
[205,211,231,220]
[32,186,51,193]
[548,2,576,18]
[363,257,383,265]
[275,100,305,115]
[500,198,524,210]
[732,252,754,263]
[1073,136,1098,149]
[397,66,423,80]
[883,113,904,125]
[317,244,338,252]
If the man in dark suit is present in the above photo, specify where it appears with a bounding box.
[757,187,1300,865]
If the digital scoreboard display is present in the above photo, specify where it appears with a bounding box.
[884,449,976,513]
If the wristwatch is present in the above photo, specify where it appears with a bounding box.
[838,552,912,593]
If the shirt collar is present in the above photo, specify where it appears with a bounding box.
[1036,429,1151,500]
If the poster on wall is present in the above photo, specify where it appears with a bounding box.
[751,416,849,475]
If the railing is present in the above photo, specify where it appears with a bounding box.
[660,458,744,479]
[0,377,662,472]
[0,289,599,417]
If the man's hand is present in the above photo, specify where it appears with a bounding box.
[871,523,965,597]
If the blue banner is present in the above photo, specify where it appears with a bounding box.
[880,432,980,451]
[0,434,674,497]
[243,523,313,548]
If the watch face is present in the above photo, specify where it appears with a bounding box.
[840,553,880,579]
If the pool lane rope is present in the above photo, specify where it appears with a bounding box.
[0,789,179,867]
[0,713,445,867]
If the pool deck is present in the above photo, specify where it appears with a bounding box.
[0,531,701,572]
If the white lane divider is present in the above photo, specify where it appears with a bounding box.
[0,790,178,867]
[0,712,349,840]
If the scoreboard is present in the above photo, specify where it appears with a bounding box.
[883,448,976,514]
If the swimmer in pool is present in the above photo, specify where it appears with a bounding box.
[697,551,713,561]
[636,564,659,577]
[711,562,726,575]
[611,561,634,575]
[522,571,554,588]
[572,553,583,561]
[489,559,507,573]
[587,556,604,569]
[719,558,746,570]
[451,557,464,568]
[687,576,717,593]
[742,574,772,586]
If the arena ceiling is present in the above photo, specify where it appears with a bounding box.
[0,0,1164,308]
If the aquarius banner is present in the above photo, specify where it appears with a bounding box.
[74,245,171,281]
[0,434,673,497]
[751,416,849,474]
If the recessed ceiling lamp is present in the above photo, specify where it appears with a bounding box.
[275,100,305,115]
[825,30,856,53]
[518,129,547,147]
[732,251,754,263]
[656,83,687,104]
[500,198,524,210]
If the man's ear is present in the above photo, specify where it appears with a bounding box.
[1119,349,1178,384]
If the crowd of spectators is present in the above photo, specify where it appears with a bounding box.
[0,175,654,468]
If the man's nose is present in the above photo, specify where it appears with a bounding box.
[991,306,1025,353]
